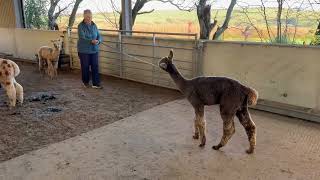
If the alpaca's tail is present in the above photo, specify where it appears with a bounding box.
[245,87,258,106]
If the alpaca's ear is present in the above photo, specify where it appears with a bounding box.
[168,49,173,60]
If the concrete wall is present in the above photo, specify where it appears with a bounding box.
[202,41,320,109]
[0,28,62,59]
[0,28,16,55]
[1,27,320,112]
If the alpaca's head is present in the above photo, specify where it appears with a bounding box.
[51,38,62,50]
[159,49,174,72]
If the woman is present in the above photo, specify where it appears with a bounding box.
[77,9,102,89]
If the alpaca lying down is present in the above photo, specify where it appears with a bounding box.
[159,50,258,154]
[0,58,23,108]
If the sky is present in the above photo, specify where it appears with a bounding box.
[77,0,263,12]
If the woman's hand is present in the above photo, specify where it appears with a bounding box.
[91,40,99,45]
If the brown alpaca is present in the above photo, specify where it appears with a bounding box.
[38,39,62,79]
[159,50,258,154]
[0,58,23,108]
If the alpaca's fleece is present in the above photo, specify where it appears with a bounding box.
[0,58,23,107]
[159,49,258,154]
[38,39,62,79]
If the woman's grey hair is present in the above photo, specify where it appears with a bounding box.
[83,9,92,15]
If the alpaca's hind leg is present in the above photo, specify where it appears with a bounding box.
[14,81,23,104]
[54,68,58,78]
[38,56,42,72]
[4,82,16,108]
[236,109,256,154]
[193,116,199,139]
[212,113,235,150]
[194,106,206,147]
[40,58,47,76]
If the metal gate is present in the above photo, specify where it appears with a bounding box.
[67,29,198,89]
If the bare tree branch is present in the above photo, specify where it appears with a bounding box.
[48,0,76,30]
[137,9,155,14]
[68,0,84,28]
[156,0,195,11]
[276,0,284,42]
[54,1,74,20]
[292,0,305,43]
[212,0,237,40]
[260,0,274,41]
[237,4,264,42]
[94,0,119,29]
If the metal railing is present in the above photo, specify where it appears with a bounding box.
[68,28,199,89]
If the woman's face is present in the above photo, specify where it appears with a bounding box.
[84,13,92,24]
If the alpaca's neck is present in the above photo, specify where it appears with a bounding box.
[167,63,187,92]
[52,47,60,58]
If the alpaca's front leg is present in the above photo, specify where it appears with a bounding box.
[41,58,48,77]
[52,60,58,79]
[54,68,58,78]
[41,58,47,76]
[194,106,206,147]
[14,81,23,105]
[4,82,16,108]
[47,60,54,79]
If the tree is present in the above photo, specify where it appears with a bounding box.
[196,0,237,40]
[47,0,74,30]
[68,0,85,29]
[95,0,120,29]
[98,0,192,30]
[24,0,84,30]
[24,0,48,29]
[118,0,190,30]
[212,0,237,40]
[310,14,320,45]
[276,0,284,43]
[308,0,320,35]
[106,0,237,40]
[236,0,319,44]
[119,0,155,30]
[316,21,320,35]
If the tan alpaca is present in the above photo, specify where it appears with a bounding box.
[0,58,23,108]
[38,39,62,79]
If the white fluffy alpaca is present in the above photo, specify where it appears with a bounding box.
[0,58,23,108]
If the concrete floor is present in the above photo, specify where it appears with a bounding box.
[0,99,319,180]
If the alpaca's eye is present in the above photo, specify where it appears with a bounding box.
[159,63,167,69]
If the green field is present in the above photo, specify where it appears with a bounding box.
[58,8,320,44]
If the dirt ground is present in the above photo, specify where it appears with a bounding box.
[0,62,181,162]
[1,99,319,179]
